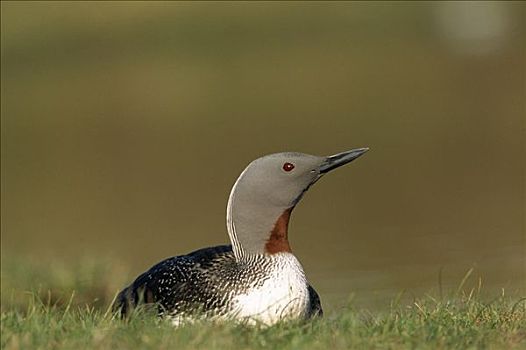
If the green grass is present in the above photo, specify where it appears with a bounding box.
[1,293,525,350]
[1,259,525,349]
[1,291,525,348]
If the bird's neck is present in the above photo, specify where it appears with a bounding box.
[226,185,293,260]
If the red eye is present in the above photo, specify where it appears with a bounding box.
[283,162,295,172]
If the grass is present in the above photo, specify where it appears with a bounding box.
[1,260,525,350]
[1,292,525,350]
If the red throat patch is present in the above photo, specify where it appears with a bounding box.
[265,207,293,254]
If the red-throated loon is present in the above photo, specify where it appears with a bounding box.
[115,148,368,325]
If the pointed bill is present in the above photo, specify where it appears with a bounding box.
[319,147,369,174]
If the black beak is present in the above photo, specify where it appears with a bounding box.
[319,148,369,174]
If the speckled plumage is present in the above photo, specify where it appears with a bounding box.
[115,245,322,324]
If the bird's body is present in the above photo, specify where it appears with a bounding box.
[116,245,322,325]
[115,148,368,325]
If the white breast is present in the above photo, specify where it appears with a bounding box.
[230,253,310,326]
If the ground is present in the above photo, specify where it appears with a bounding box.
[1,260,525,350]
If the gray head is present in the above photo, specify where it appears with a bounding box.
[226,148,368,259]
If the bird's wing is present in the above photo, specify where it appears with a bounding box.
[114,245,233,317]
[307,284,323,317]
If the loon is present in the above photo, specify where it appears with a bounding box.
[114,148,368,325]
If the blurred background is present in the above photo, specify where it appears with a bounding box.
[1,2,525,312]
